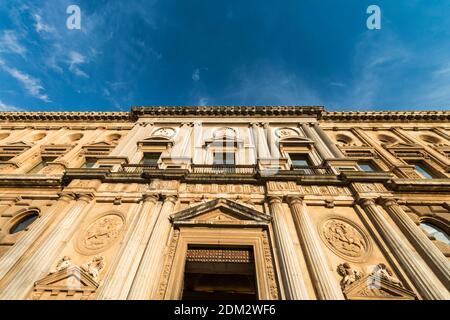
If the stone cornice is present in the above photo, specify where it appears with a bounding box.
[1,107,449,123]
[321,110,450,122]
[0,111,130,122]
[131,106,325,118]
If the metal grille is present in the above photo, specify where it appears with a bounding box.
[186,248,253,263]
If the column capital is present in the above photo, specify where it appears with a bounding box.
[58,192,77,202]
[76,193,95,203]
[142,193,159,204]
[358,197,376,207]
[285,195,304,206]
[267,195,283,205]
[377,197,398,208]
[162,194,178,204]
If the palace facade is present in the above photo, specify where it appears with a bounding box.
[0,106,449,300]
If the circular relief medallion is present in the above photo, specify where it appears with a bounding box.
[319,217,371,262]
[275,128,299,138]
[76,213,125,255]
[152,127,176,138]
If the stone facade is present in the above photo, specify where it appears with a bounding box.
[0,106,448,300]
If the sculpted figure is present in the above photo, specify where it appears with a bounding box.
[49,256,73,274]
[81,256,105,282]
[337,262,363,290]
[370,263,403,287]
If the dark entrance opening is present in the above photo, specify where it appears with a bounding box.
[182,245,257,300]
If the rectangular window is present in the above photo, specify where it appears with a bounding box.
[82,157,97,168]
[412,163,434,179]
[213,152,235,165]
[141,152,161,166]
[0,156,14,162]
[358,161,377,172]
[290,154,311,167]
[28,156,57,174]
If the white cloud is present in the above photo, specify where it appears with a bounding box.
[68,51,89,78]
[0,100,21,111]
[0,30,27,57]
[198,97,209,106]
[33,14,55,33]
[192,68,200,81]
[0,59,50,102]
[226,62,322,105]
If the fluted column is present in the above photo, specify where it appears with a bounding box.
[268,196,309,299]
[97,194,160,299]
[286,196,344,300]
[0,193,76,281]
[379,198,450,289]
[0,193,94,300]
[312,123,345,158]
[128,195,177,300]
[359,198,450,299]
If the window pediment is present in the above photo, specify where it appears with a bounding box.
[82,141,115,155]
[138,136,173,148]
[171,198,270,227]
[279,136,314,148]
[0,141,33,155]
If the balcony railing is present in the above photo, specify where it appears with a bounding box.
[116,164,333,176]
[291,165,334,175]
[118,164,159,174]
[191,164,257,174]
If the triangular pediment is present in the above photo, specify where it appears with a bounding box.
[344,276,416,300]
[385,142,422,150]
[34,266,98,292]
[3,141,33,147]
[171,198,271,227]
[86,141,113,147]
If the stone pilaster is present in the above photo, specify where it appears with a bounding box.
[379,198,450,290]
[351,128,403,167]
[127,195,178,300]
[358,198,450,299]
[170,123,193,158]
[251,123,271,159]
[0,193,76,281]
[97,193,160,300]
[111,122,154,163]
[0,193,94,300]
[268,196,309,300]
[302,123,334,160]
[286,196,344,300]
[391,127,449,169]
[13,128,65,174]
[264,123,281,159]
[312,123,345,158]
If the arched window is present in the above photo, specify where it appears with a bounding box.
[10,212,39,234]
[420,222,450,245]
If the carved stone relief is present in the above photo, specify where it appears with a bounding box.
[152,127,176,138]
[337,262,363,290]
[275,127,299,138]
[320,216,371,262]
[76,212,125,255]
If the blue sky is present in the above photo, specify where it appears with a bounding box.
[0,0,449,112]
